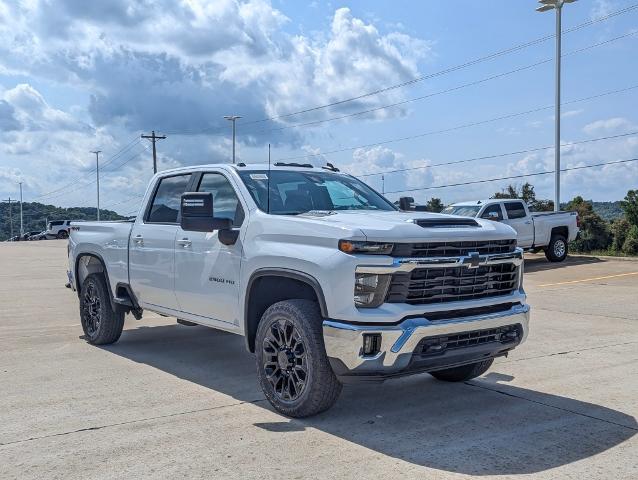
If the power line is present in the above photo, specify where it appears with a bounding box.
[384,158,638,194]
[166,3,638,137]
[241,4,638,126]
[42,144,150,202]
[275,83,638,162]
[249,31,638,136]
[33,135,142,200]
[357,130,638,178]
[102,193,145,209]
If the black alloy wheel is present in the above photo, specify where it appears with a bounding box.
[262,319,308,401]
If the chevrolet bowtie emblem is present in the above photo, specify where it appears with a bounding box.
[466,252,481,269]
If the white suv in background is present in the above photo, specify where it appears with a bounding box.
[46,220,72,239]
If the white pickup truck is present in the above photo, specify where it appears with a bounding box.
[441,200,579,262]
[68,163,530,417]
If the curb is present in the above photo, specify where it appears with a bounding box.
[568,254,638,262]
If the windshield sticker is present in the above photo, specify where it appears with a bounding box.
[250,173,268,180]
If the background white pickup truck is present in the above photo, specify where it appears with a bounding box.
[442,200,579,262]
[68,163,530,417]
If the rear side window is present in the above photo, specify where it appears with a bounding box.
[481,204,503,221]
[504,201,526,219]
[197,173,244,226]
[147,174,192,223]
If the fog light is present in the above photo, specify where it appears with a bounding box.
[362,333,381,356]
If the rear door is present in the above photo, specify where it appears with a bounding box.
[129,173,193,310]
[502,201,534,247]
[174,171,245,325]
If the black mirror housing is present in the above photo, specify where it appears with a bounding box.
[180,192,232,232]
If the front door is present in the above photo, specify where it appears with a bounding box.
[174,172,245,325]
[502,201,534,247]
[129,173,193,310]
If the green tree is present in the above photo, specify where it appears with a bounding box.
[491,182,553,211]
[610,218,631,252]
[622,225,638,255]
[425,198,444,213]
[620,189,638,226]
[566,196,611,252]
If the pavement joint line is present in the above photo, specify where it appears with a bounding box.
[501,340,638,364]
[0,398,267,448]
[531,306,634,321]
[464,381,638,432]
[537,271,638,287]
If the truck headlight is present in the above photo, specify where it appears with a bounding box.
[339,240,393,255]
[354,273,391,308]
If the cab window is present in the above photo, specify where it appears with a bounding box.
[197,173,244,227]
[504,201,526,219]
[146,174,192,223]
[481,204,503,221]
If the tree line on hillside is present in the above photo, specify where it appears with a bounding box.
[417,183,638,256]
[0,202,126,240]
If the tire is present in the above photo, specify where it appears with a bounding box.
[545,234,568,262]
[430,358,494,382]
[57,230,69,239]
[255,299,342,418]
[79,273,125,345]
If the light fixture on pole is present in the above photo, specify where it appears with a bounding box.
[223,115,242,164]
[537,0,577,211]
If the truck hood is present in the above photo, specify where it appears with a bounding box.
[296,210,517,242]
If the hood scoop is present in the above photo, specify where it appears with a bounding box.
[413,218,480,228]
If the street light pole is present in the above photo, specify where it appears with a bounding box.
[537,0,576,212]
[91,150,101,221]
[224,115,242,164]
[19,182,23,236]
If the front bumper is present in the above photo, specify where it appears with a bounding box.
[323,302,530,382]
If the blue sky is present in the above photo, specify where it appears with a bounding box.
[0,0,636,214]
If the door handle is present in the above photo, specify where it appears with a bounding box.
[177,238,192,248]
[133,234,144,245]
[524,221,532,224]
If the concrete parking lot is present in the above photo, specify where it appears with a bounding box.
[1,241,636,479]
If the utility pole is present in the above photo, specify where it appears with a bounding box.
[141,130,166,174]
[224,115,241,163]
[91,151,101,221]
[19,182,23,236]
[2,197,13,238]
[537,0,576,211]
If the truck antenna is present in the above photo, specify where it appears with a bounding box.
[267,143,271,214]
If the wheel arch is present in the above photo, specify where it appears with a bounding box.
[244,268,328,353]
[550,225,568,240]
[75,253,117,311]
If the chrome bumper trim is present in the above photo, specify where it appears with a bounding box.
[356,248,523,274]
[323,303,530,374]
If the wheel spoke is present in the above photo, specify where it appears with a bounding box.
[261,318,308,402]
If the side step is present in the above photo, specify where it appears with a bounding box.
[177,319,198,326]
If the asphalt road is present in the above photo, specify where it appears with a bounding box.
[1,242,636,479]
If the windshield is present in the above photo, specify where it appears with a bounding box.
[441,205,481,217]
[238,170,396,215]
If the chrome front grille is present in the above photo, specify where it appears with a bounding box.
[386,262,519,305]
[392,239,516,258]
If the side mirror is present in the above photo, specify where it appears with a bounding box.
[485,211,501,221]
[180,192,232,232]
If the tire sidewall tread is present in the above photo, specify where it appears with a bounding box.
[255,299,342,418]
[80,273,125,345]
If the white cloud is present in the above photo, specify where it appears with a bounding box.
[583,117,637,135]
[0,1,433,207]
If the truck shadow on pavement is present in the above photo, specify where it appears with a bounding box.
[101,323,637,476]
[524,254,603,273]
